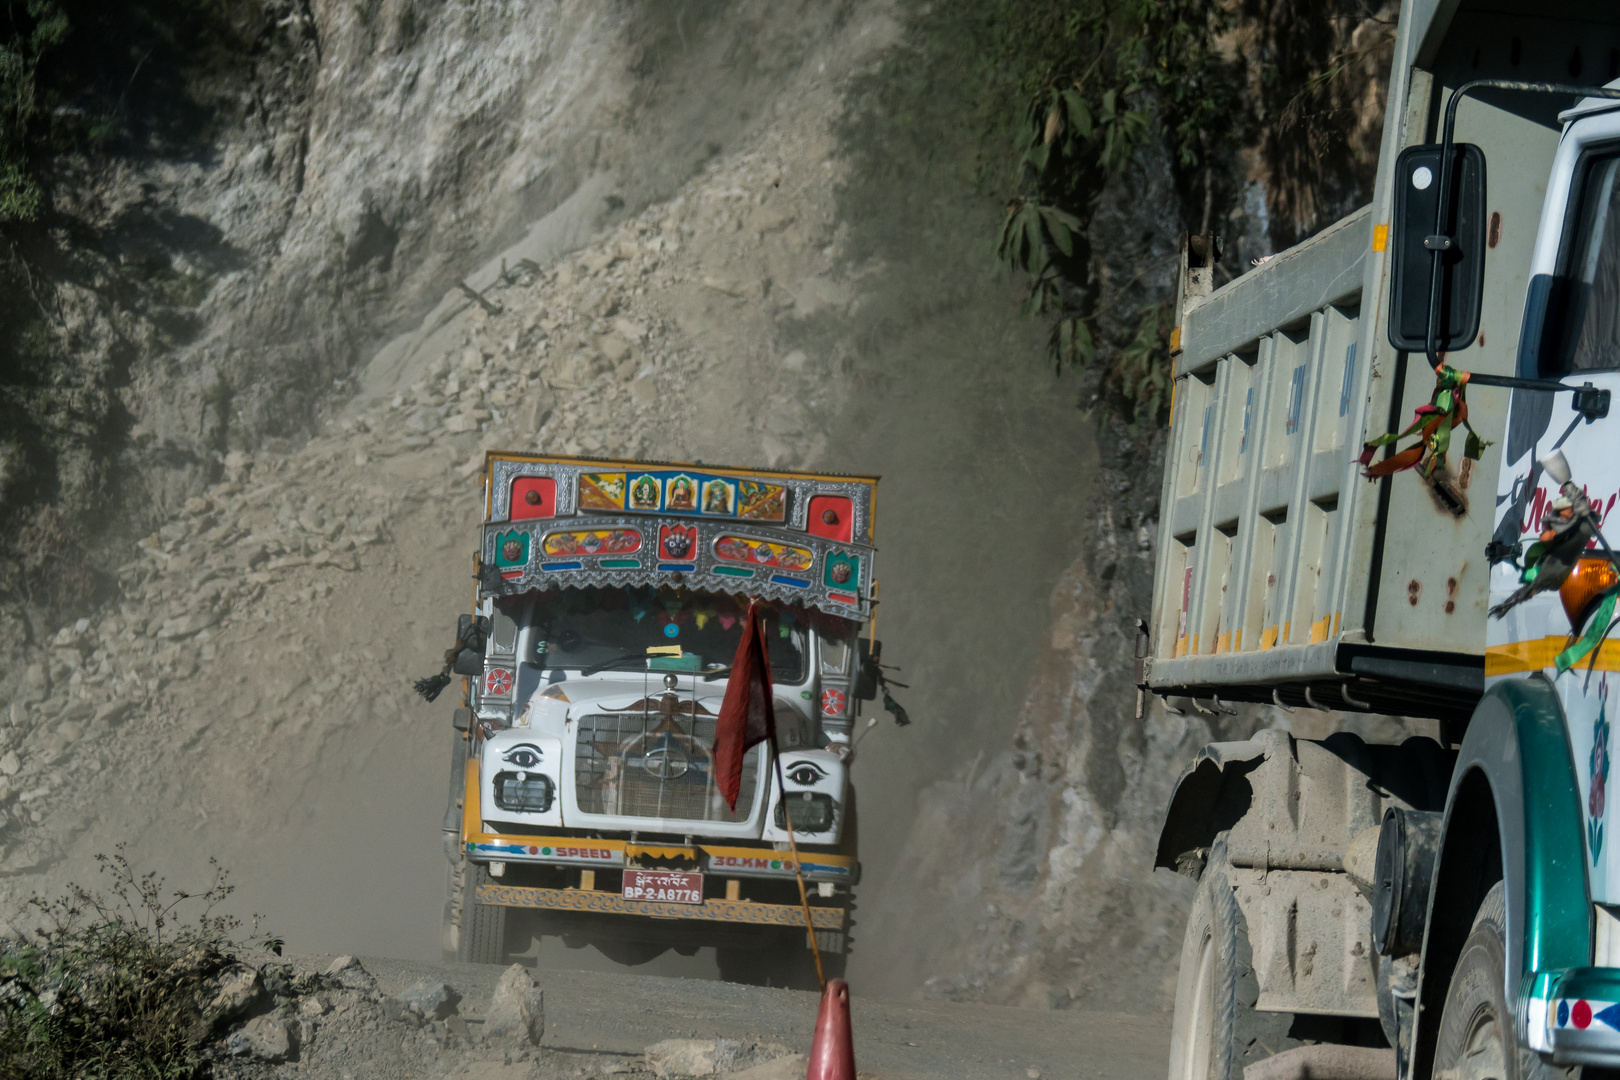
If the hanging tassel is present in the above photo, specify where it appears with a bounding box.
[1558,593,1619,674]
[1359,365,1492,482]
[414,672,452,702]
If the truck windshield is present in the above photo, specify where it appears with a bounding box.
[1546,150,1620,374]
[528,587,808,683]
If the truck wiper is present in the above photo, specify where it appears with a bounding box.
[580,653,647,676]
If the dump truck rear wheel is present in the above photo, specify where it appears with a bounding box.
[1167,838,1300,1080]
[1434,882,1563,1080]
[455,858,508,965]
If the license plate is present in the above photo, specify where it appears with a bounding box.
[622,869,703,904]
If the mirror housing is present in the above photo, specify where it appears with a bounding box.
[1387,143,1487,354]
[854,638,882,701]
[452,707,473,732]
[452,614,489,676]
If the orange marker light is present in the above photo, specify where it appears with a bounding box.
[1560,556,1619,629]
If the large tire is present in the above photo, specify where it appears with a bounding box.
[1167,839,1301,1080]
[454,857,508,965]
[1434,882,1564,1080]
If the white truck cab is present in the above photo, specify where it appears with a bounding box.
[438,454,883,987]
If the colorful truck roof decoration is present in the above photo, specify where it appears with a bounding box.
[481,454,878,620]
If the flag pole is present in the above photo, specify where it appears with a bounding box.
[772,736,826,989]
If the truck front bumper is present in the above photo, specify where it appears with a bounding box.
[464,832,859,883]
[476,882,846,929]
[1542,968,1620,1066]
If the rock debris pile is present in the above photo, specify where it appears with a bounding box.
[202,954,804,1080]
[0,94,858,946]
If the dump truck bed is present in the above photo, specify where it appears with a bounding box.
[1141,52,1559,721]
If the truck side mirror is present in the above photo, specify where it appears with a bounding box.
[452,614,489,676]
[854,639,882,701]
[1387,142,1487,353]
[452,707,473,731]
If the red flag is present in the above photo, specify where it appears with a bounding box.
[713,602,776,810]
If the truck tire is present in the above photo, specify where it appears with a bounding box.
[1434,882,1564,1080]
[1167,839,1300,1080]
[455,857,508,965]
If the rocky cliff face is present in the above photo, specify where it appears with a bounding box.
[2,0,856,672]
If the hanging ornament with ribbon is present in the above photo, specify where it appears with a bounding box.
[1358,364,1493,514]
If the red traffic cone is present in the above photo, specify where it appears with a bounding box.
[806,978,856,1080]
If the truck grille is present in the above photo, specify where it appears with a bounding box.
[574,712,759,822]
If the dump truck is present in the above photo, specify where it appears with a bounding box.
[1140,3,1620,1079]
[438,453,880,986]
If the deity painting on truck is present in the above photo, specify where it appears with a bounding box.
[629,474,661,511]
[703,478,735,515]
[666,475,697,511]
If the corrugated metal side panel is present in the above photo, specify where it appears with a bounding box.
[1153,265,1365,677]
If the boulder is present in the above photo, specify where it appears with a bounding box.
[401,979,461,1020]
[226,1015,295,1061]
[646,1038,719,1077]
[484,963,544,1044]
[323,955,376,992]
[204,963,264,1024]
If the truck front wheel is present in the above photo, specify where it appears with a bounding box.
[1167,838,1300,1080]
[453,857,509,965]
[1434,882,1561,1080]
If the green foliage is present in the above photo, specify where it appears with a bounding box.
[0,1,268,226]
[989,1,1394,428]
[0,1,69,222]
[990,0,1244,427]
[0,847,251,1079]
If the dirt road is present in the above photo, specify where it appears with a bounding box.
[277,952,1170,1080]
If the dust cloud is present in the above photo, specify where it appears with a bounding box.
[18,1,1098,999]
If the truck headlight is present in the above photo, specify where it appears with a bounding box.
[494,771,555,813]
[774,792,835,833]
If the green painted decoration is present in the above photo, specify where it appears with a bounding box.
[824,551,859,590]
[495,530,530,568]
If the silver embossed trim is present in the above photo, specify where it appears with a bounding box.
[488,459,577,522]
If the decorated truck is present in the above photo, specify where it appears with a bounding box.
[1138,3,1620,1080]
[435,453,881,985]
